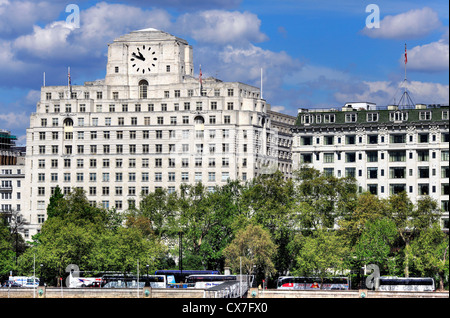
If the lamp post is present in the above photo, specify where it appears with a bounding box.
[145,264,150,287]
[39,264,44,286]
[179,231,183,277]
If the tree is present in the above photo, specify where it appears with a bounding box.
[354,218,398,273]
[46,185,65,219]
[292,228,349,287]
[339,192,389,246]
[16,219,100,285]
[385,193,441,277]
[293,166,358,230]
[137,187,179,239]
[223,224,277,281]
[0,217,16,279]
[240,171,296,275]
[89,227,166,276]
[411,223,449,290]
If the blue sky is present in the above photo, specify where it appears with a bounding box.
[0,0,448,145]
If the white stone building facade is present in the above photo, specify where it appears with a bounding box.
[291,103,449,229]
[24,29,285,236]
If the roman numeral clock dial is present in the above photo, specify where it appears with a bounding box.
[130,45,157,74]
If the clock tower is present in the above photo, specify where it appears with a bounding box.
[105,28,194,99]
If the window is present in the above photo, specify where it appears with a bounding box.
[389,111,408,122]
[367,167,378,179]
[323,114,335,123]
[346,135,356,145]
[419,111,432,121]
[222,172,230,181]
[390,134,406,143]
[418,167,430,178]
[418,184,430,195]
[390,167,406,179]
[367,151,378,162]
[389,151,406,162]
[417,150,429,161]
[139,80,148,99]
[323,153,334,163]
[390,184,406,195]
[367,113,378,122]
[345,113,357,122]
[345,152,356,162]
[324,136,334,145]
[345,168,356,178]
[298,136,312,146]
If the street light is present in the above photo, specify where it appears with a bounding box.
[39,264,44,286]
[145,264,150,287]
[179,231,183,277]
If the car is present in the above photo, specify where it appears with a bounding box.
[2,281,22,288]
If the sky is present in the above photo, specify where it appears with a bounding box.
[0,0,448,145]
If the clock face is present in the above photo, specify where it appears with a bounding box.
[130,45,157,74]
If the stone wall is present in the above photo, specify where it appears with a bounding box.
[1,288,448,299]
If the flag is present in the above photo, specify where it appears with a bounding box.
[404,44,407,64]
[199,65,203,86]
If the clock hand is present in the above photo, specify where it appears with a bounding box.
[138,52,145,61]
[132,52,145,61]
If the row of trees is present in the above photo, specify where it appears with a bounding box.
[1,167,448,289]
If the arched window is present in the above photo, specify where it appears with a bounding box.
[139,80,148,99]
[194,115,205,125]
[63,118,73,127]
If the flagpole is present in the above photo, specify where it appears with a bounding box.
[261,68,263,100]
[404,44,407,100]
[199,64,202,96]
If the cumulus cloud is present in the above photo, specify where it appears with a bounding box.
[175,10,268,45]
[361,7,442,39]
[0,0,62,39]
[0,111,30,129]
[402,29,449,72]
[12,2,173,63]
[333,80,449,106]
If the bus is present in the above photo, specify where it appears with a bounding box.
[154,270,220,287]
[277,276,350,290]
[67,272,102,288]
[101,274,166,288]
[186,275,238,289]
[376,277,435,292]
[8,276,39,288]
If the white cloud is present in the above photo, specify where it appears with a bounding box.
[13,21,74,59]
[12,2,173,61]
[361,7,442,39]
[402,29,449,72]
[0,111,29,129]
[334,80,449,106]
[0,0,61,38]
[175,10,268,45]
